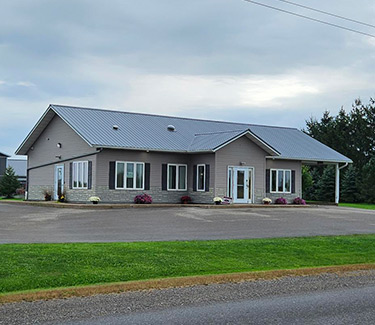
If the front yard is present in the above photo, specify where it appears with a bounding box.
[1,235,375,296]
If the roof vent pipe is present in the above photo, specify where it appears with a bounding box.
[167,125,176,132]
[113,125,119,130]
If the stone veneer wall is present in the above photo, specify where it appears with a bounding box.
[266,192,299,204]
[95,186,214,204]
[28,185,54,201]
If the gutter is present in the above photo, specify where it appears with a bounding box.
[27,148,103,171]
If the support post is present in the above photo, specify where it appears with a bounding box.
[335,163,340,205]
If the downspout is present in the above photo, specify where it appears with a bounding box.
[335,162,349,205]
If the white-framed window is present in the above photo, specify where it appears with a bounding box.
[197,164,206,191]
[270,169,291,193]
[116,161,144,190]
[167,164,187,191]
[73,161,88,189]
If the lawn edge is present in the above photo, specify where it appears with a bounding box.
[1,263,374,304]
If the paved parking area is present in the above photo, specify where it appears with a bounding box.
[1,204,375,243]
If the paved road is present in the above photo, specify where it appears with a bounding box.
[1,270,375,324]
[1,204,375,243]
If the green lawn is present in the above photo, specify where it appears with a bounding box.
[1,235,375,295]
[0,197,24,201]
[339,203,375,210]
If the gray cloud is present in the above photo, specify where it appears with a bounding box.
[0,0,374,156]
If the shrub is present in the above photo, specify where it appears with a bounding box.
[274,197,287,205]
[293,197,306,205]
[43,189,52,201]
[181,195,192,203]
[134,193,153,204]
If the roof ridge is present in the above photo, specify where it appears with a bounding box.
[50,104,298,130]
[194,129,246,136]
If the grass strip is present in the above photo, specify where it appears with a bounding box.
[1,264,374,304]
[1,235,375,296]
[339,203,375,210]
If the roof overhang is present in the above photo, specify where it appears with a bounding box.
[213,130,280,156]
[15,104,93,156]
[265,156,353,164]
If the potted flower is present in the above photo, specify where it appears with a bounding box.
[89,196,101,204]
[213,197,223,205]
[275,197,288,205]
[181,195,192,204]
[293,197,306,205]
[262,197,272,205]
[43,189,52,201]
[58,193,66,203]
[134,193,153,204]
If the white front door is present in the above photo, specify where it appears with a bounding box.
[54,165,64,200]
[230,167,253,204]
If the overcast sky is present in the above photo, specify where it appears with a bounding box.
[1,0,374,157]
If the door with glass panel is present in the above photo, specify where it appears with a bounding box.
[54,165,64,200]
[229,167,253,203]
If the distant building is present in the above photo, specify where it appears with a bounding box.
[7,159,27,186]
[0,152,10,180]
[0,152,27,187]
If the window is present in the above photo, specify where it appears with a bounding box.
[227,168,232,198]
[197,164,206,191]
[73,161,88,189]
[167,164,187,191]
[116,162,144,190]
[270,169,291,193]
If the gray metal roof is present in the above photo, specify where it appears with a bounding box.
[0,152,10,157]
[16,104,352,163]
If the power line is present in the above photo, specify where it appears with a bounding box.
[272,0,375,29]
[243,0,375,39]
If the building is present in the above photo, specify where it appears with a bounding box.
[16,104,352,203]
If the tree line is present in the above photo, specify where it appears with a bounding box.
[303,98,375,203]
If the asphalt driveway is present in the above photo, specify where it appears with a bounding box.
[1,204,375,243]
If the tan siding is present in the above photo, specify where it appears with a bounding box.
[215,135,267,201]
[96,149,190,187]
[27,115,96,168]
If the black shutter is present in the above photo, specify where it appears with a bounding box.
[145,163,150,190]
[291,170,296,193]
[69,162,73,189]
[88,161,92,189]
[205,164,210,192]
[109,161,116,189]
[193,165,197,191]
[161,164,167,190]
[266,169,270,193]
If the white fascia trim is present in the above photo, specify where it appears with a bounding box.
[15,105,54,155]
[97,146,213,154]
[265,156,353,164]
[213,130,280,155]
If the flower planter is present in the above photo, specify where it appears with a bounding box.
[214,201,221,205]
[92,201,98,205]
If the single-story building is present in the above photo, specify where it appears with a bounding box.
[16,104,352,204]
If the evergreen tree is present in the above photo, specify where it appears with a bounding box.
[0,167,20,198]
[341,165,360,203]
[315,166,336,202]
[302,166,313,198]
[360,158,375,203]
